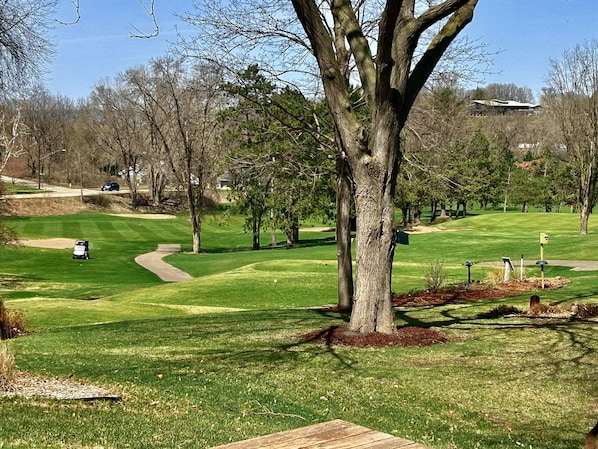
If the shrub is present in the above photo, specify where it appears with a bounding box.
[0,300,25,340]
[84,194,112,208]
[575,303,598,319]
[0,342,15,391]
[484,268,504,286]
[0,221,18,245]
[422,259,447,292]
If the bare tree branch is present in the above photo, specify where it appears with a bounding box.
[55,0,80,25]
[130,0,160,38]
[0,111,26,175]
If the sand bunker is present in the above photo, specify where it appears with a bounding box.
[19,238,75,249]
[109,213,176,220]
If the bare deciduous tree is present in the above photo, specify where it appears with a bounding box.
[289,0,479,334]
[484,83,536,103]
[126,57,224,253]
[90,81,147,207]
[0,0,57,96]
[0,109,25,174]
[544,39,598,235]
[19,87,71,188]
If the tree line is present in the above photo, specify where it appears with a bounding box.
[0,68,582,226]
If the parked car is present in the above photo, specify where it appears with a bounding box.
[72,240,89,259]
[101,181,120,191]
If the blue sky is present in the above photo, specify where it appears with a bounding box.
[46,0,194,100]
[464,0,598,100]
[44,0,598,101]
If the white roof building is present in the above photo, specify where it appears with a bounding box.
[468,99,541,115]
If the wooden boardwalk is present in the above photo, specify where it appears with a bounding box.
[211,419,433,448]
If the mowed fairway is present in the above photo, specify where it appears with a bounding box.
[0,208,597,449]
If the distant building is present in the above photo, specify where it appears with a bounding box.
[218,172,232,189]
[468,99,541,116]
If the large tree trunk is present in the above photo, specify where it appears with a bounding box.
[348,112,400,334]
[349,171,397,334]
[336,154,353,312]
[189,211,201,253]
[149,167,166,205]
[578,148,598,235]
[285,228,294,248]
[430,199,438,223]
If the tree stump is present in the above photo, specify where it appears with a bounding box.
[529,294,541,310]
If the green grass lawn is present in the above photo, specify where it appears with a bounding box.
[2,183,42,195]
[0,208,597,448]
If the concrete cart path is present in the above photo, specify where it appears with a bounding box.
[135,244,193,282]
[477,260,598,271]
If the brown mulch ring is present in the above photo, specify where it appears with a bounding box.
[300,325,448,349]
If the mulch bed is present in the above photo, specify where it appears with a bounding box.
[301,277,572,349]
[392,277,569,307]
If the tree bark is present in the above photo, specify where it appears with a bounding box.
[580,201,591,235]
[336,154,353,312]
[578,144,598,235]
[252,217,261,250]
[349,166,397,334]
[188,185,202,254]
[348,107,401,334]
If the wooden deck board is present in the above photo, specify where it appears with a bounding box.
[211,419,432,449]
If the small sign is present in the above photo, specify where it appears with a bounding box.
[397,230,409,245]
[540,233,549,244]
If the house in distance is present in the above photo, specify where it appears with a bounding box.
[468,99,541,116]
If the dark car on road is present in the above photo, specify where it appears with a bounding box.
[101,181,120,191]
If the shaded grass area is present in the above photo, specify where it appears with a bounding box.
[0,209,597,448]
[4,307,597,449]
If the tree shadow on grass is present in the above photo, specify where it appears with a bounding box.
[198,236,337,254]
[396,302,598,381]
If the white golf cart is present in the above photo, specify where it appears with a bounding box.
[72,240,90,259]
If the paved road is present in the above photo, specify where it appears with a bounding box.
[135,244,193,282]
[1,175,124,199]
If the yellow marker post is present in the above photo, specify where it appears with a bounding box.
[539,233,549,260]
[538,233,549,289]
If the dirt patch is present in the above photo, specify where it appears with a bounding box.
[3,197,86,216]
[1,372,121,401]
